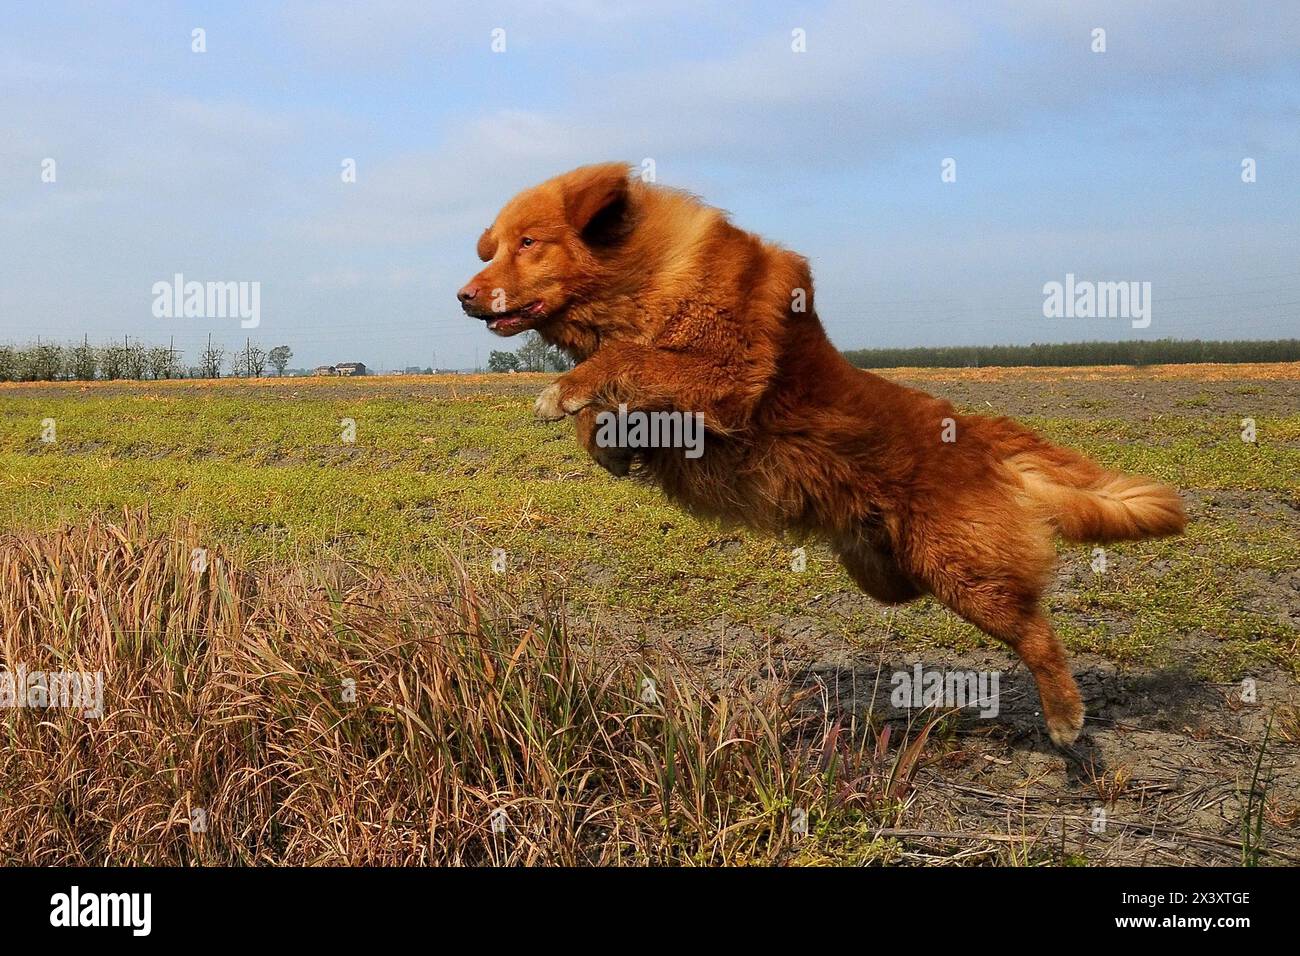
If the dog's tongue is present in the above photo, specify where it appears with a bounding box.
[487,302,543,330]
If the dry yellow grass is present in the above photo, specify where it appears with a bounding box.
[0,511,940,865]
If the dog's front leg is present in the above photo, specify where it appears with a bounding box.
[532,345,758,433]
[533,346,673,423]
[532,356,637,473]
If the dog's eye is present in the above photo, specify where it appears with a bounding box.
[519,237,535,249]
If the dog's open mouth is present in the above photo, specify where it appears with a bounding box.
[482,301,545,335]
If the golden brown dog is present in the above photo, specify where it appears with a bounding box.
[459,162,1187,746]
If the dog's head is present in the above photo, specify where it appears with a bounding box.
[458,162,633,336]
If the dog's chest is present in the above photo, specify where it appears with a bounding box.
[636,440,804,532]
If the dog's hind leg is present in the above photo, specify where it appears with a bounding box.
[900,509,1084,747]
[955,600,1083,747]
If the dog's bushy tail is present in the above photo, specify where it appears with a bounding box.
[1006,441,1186,543]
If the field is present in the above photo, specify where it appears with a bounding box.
[1,364,1298,865]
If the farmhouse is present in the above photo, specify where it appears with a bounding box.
[313,362,367,376]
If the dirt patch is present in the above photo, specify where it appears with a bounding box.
[602,608,1299,864]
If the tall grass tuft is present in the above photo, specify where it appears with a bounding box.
[0,511,931,865]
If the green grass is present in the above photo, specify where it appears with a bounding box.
[2,377,1297,679]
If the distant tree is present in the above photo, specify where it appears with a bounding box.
[268,345,293,377]
[69,340,98,380]
[7,348,27,381]
[487,349,522,372]
[0,345,15,381]
[148,346,178,380]
[229,342,266,378]
[199,341,225,378]
[11,347,33,380]
[545,346,574,372]
[98,344,127,380]
[515,333,560,372]
[124,342,149,380]
[25,343,63,381]
[245,343,267,377]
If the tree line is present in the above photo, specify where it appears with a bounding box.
[487,332,574,373]
[841,338,1300,369]
[6,335,1295,380]
[0,339,294,381]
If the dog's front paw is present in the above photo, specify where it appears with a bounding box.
[534,383,566,421]
[533,383,591,422]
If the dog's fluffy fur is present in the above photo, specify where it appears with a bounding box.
[460,162,1187,746]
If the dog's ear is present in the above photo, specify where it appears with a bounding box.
[476,228,496,263]
[562,163,632,244]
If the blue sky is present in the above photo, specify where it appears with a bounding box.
[2,1,1297,371]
